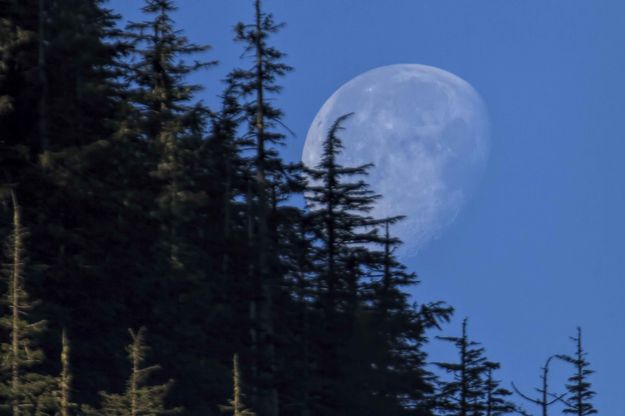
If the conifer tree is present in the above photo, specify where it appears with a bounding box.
[304,113,388,413]
[434,318,500,416]
[557,327,597,416]
[483,362,516,416]
[94,328,178,416]
[0,189,54,416]
[208,76,247,277]
[57,330,73,416]
[272,209,317,416]
[220,354,255,416]
[123,2,223,411]
[230,1,293,413]
[125,0,215,269]
[305,112,382,313]
[364,219,452,415]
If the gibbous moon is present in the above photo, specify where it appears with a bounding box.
[302,64,490,256]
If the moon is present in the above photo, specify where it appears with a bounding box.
[302,64,490,256]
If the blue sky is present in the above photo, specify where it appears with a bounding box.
[110,1,624,413]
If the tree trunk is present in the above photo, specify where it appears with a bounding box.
[10,189,22,416]
[38,0,48,151]
[253,1,277,414]
[130,332,139,416]
[59,330,71,416]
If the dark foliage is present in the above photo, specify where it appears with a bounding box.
[0,1,596,415]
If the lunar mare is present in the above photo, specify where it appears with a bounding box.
[302,64,490,256]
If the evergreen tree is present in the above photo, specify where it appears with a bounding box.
[230,1,293,413]
[56,330,73,416]
[123,2,226,412]
[125,0,215,268]
[207,75,248,278]
[364,219,452,415]
[220,354,255,416]
[483,362,515,416]
[92,328,178,416]
[434,318,507,416]
[557,327,597,416]
[304,113,387,413]
[0,189,54,416]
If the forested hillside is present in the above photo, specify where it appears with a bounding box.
[0,1,596,415]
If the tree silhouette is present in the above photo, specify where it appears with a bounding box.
[230,1,293,413]
[557,327,597,415]
[483,362,516,416]
[434,318,491,416]
[512,355,566,416]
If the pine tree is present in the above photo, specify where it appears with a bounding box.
[208,75,248,278]
[304,113,388,414]
[56,329,74,416]
[123,3,225,411]
[125,0,215,269]
[483,362,516,416]
[220,354,255,416]
[230,1,293,413]
[434,318,504,416]
[0,188,54,416]
[305,112,382,313]
[93,328,178,416]
[363,219,452,415]
[557,327,597,416]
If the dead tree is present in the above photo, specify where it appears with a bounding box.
[512,355,566,416]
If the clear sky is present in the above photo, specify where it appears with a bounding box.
[110,1,624,413]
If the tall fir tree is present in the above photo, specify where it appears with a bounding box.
[125,0,215,269]
[304,113,389,414]
[0,189,54,416]
[363,219,452,415]
[90,328,178,416]
[434,318,510,416]
[557,327,597,416]
[230,1,293,413]
[483,362,516,416]
[220,354,255,416]
[56,330,74,416]
[123,2,224,412]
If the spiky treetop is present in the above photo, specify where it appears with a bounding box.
[126,0,214,142]
[97,327,179,416]
[558,327,597,416]
[0,189,54,416]
[435,318,496,416]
